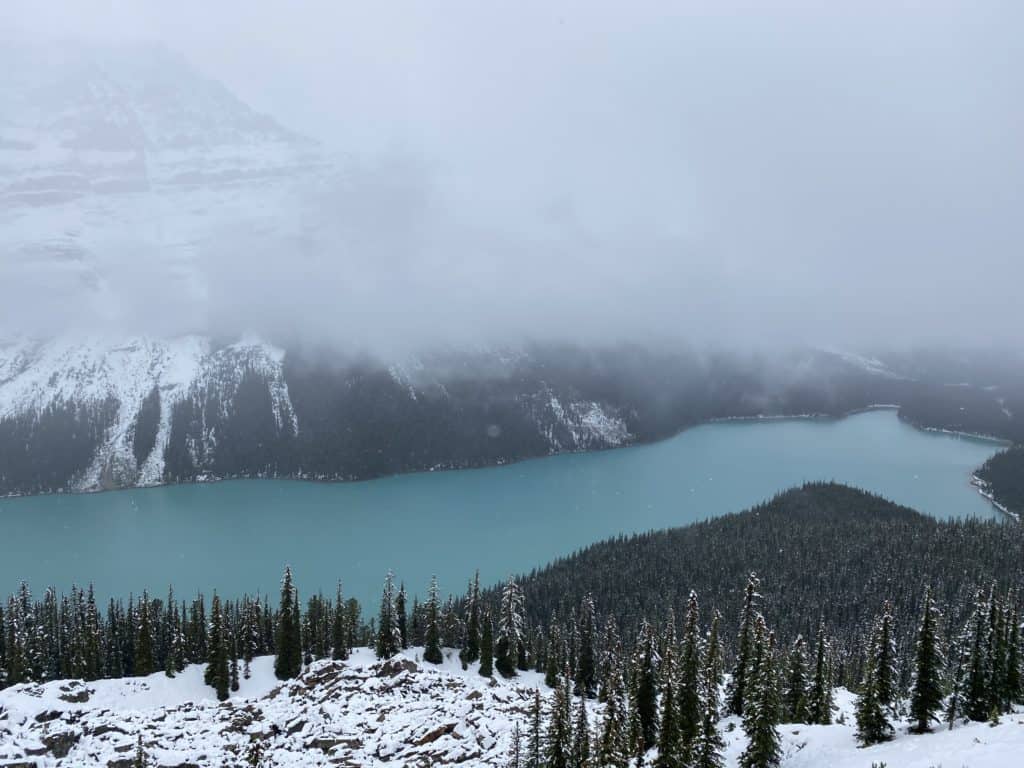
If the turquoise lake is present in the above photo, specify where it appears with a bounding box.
[0,409,1005,609]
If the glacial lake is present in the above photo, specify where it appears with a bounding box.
[0,409,1006,609]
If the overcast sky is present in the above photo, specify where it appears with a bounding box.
[2,1,1022,354]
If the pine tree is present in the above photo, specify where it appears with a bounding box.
[395,582,408,650]
[376,571,402,660]
[464,570,482,664]
[678,591,703,750]
[527,688,544,768]
[946,635,967,729]
[570,694,591,768]
[598,617,622,703]
[739,618,781,768]
[574,593,597,698]
[727,573,760,716]
[596,672,628,768]
[656,632,681,768]
[274,566,302,680]
[855,609,893,745]
[496,577,525,678]
[480,610,495,677]
[964,589,993,721]
[1007,604,1022,705]
[693,636,725,768]
[546,674,573,768]
[873,601,898,718]
[806,622,833,725]
[205,594,230,701]
[908,585,945,733]
[230,634,240,693]
[632,619,659,752]
[423,575,444,665]
[508,719,524,768]
[782,635,809,723]
[332,582,349,661]
[135,591,154,677]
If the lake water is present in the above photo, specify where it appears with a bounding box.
[0,409,1004,609]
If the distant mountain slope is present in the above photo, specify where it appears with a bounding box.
[2,335,1021,497]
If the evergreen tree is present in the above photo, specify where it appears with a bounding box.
[782,635,809,723]
[273,566,302,680]
[727,573,760,716]
[596,671,628,767]
[332,582,349,661]
[135,591,154,677]
[632,619,659,752]
[872,601,899,718]
[739,618,781,768]
[496,577,525,678]
[855,609,894,745]
[464,570,482,664]
[546,674,573,768]
[1007,604,1022,705]
[375,571,402,660]
[693,637,725,768]
[575,593,597,698]
[598,617,622,703]
[946,635,967,730]
[806,622,833,725]
[230,634,240,693]
[423,575,444,665]
[395,582,408,650]
[908,585,945,733]
[508,719,524,768]
[656,628,681,768]
[205,593,230,701]
[678,591,703,749]
[479,609,494,677]
[570,694,591,768]
[527,688,544,768]
[963,589,993,721]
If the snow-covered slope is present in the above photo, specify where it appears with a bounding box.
[1,650,1022,768]
[0,648,549,767]
[0,335,297,491]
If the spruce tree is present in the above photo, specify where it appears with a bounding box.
[1007,604,1022,705]
[806,622,833,725]
[575,593,597,698]
[782,635,808,723]
[546,674,573,768]
[332,582,349,661]
[205,593,230,701]
[656,636,681,768]
[508,720,524,768]
[423,575,444,665]
[273,566,302,680]
[479,610,495,677]
[135,590,154,677]
[964,589,993,721]
[908,585,945,733]
[230,635,240,693]
[678,591,703,750]
[693,640,725,768]
[855,610,893,745]
[376,571,402,660]
[496,577,525,678]
[395,582,408,650]
[632,619,659,752]
[570,694,591,768]
[464,570,481,664]
[527,688,544,768]
[596,674,628,768]
[739,619,781,768]
[727,573,760,717]
[598,617,622,703]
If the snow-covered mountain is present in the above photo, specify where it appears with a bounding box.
[0,41,334,332]
[1,648,1020,768]
[0,335,634,496]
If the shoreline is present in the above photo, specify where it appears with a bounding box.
[0,405,1014,514]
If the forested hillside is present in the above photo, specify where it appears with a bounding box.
[975,446,1024,515]
[501,483,1024,683]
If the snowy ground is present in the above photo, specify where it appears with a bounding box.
[1,650,1022,767]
